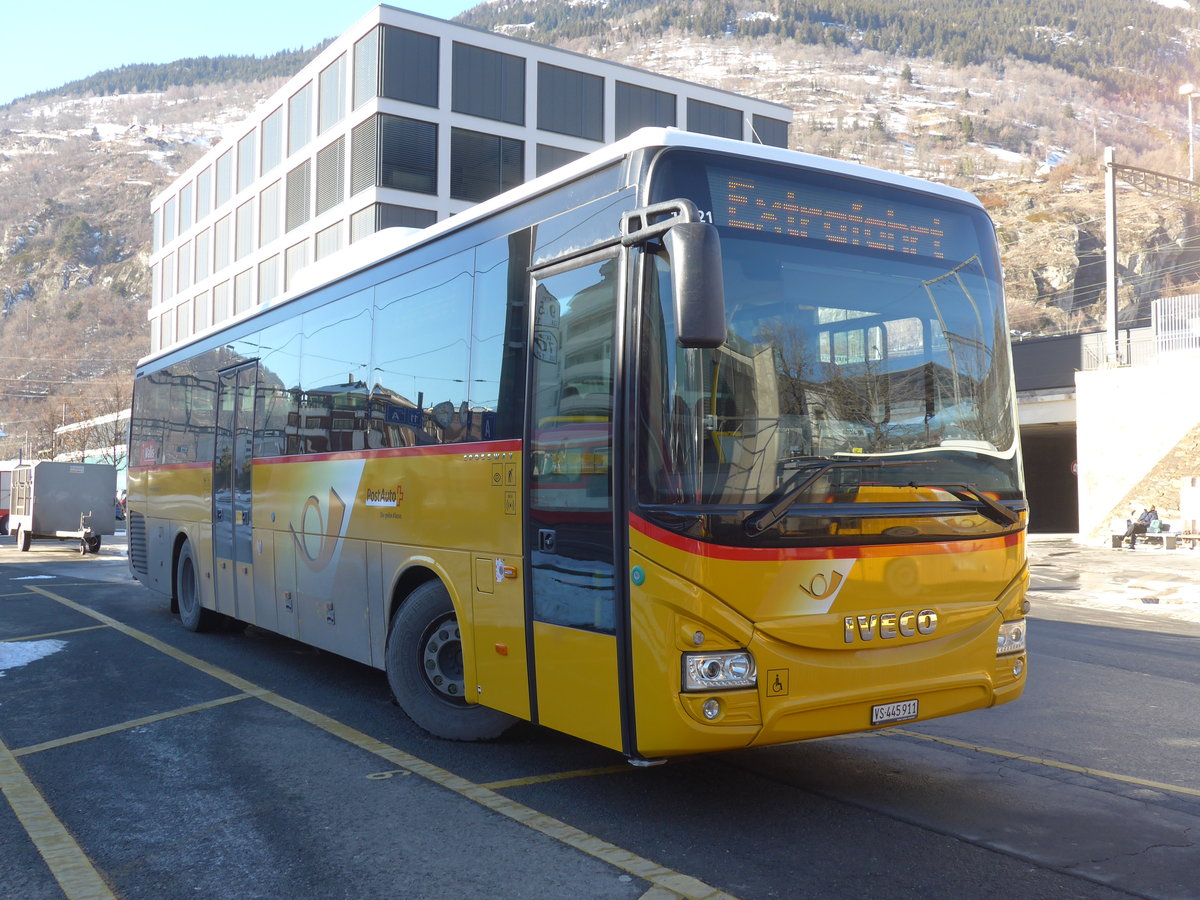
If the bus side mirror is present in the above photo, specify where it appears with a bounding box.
[665,222,725,348]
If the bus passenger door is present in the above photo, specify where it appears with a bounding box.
[214,362,257,622]
[526,255,626,753]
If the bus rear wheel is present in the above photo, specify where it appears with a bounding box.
[16,526,30,552]
[176,541,218,632]
[386,580,515,742]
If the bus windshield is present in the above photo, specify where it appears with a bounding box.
[638,151,1021,539]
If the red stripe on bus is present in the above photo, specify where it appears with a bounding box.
[253,439,523,465]
[629,514,1020,562]
[128,461,209,472]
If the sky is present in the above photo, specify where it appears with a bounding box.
[0,0,478,106]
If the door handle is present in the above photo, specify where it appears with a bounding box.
[538,529,556,552]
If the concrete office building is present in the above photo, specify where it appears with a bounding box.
[147,4,792,356]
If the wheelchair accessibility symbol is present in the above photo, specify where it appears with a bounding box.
[766,669,789,697]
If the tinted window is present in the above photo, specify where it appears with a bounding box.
[687,98,741,139]
[752,115,789,148]
[450,128,523,202]
[371,251,473,447]
[452,43,524,125]
[615,81,676,138]
[537,63,603,141]
[255,320,302,457]
[382,26,438,107]
[299,291,373,454]
[381,115,437,194]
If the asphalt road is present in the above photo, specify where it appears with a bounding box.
[1,535,1197,899]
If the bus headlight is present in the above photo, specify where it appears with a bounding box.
[996,620,1026,656]
[682,651,756,692]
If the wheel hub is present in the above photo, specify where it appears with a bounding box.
[421,614,465,700]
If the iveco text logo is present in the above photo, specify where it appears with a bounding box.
[844,609,938,643]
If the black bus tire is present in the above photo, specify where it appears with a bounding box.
[16,526,30,552]
[385,580,515,742]
[176,541,217,632]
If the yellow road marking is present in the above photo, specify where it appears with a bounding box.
[11,694,256,758]
[0,736,116,900]
[2,625,109,642]
[26,586,738,900]
[891,728,1200,799]
[481,765,633,790]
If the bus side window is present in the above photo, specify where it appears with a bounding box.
[372,251,473,446]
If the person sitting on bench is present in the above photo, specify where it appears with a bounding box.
[1123,506,1158,548]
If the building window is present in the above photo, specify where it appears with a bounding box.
[161,254,175,300]
[687,98,742,140]
[177,300,192,342]
[194,291,210,333]
[164,197,177,245]
[234,268,254,315]
[353,27,379,109]
[452,43,524,125]
[319,54,347,134]
[350,116,378,197]
[259,255,280,304]
[537,63,603,141]
[195,228,211,282]
[615,82,676,138]
[350,203,436,241]
[752,115,789,148]
[152,209,163,253]
[285,240,310,290]
[315,222,343,261]
[259,181,281,246]
[382,114,437,195]
[288,83,312,156]
[178,242,192,292]
[214,215,232,271]
[536,144,584,177]
[213,280,231,323]
[150,313,160,351]
[237,131,257,192]
[215,151,233,206]
[383,26,438,107]
[161,309,175,348]
[196,166,212,220]
[286,160,312,233]
[451,128,522,202]
[262,107,283,174]
[235,200,254,261]
[179,182,194,232]
[316,138,345,216]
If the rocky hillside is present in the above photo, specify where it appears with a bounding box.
[3,7,1200,455]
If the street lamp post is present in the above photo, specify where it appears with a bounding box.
[1180,83,1198,182]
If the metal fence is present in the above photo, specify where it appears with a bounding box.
[1154,293,1200,355]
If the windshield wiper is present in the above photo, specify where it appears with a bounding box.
[909,482,1021,527]
[743,459,915,536]
[743,467,1019,537]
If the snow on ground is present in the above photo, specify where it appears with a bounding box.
[0,639,66,678]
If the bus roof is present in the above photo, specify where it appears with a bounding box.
[138,127,985,369]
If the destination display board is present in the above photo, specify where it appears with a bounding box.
[702,166,979,262]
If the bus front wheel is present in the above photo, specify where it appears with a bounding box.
[176,542,218,632]
[16,526,30,552]
[386,580,515,742]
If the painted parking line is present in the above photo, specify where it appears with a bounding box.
[0,736,116,900]
[890,728,1200,799]
[2,625,109,643]
[10,693,256,758]
[479,764,633,791]
[22,585,738,900]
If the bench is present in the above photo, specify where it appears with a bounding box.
[1111,520,1179,549]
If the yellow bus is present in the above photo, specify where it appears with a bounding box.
[128,128,1027,760]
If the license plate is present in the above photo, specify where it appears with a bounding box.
[871,699,918,726]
